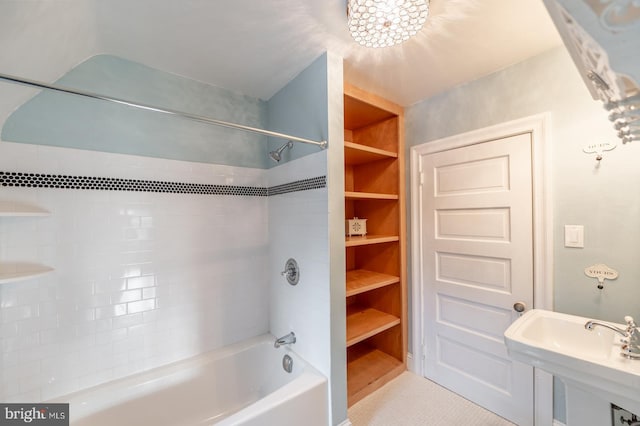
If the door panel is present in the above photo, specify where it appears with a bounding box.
[435,155,511,196]
[420,133,534,425]
[437,294,514,341]
[437,336,512,389]
[436,208,511,241]
[436,252,512,292]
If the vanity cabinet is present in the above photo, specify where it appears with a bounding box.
[344,83,407,406]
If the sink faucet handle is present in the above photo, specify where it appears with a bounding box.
[625,316,637,333]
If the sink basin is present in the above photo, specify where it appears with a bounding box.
[505,309,640,416]
[515,310,615,360]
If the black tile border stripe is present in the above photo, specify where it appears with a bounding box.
[0,171,326,197]
[269,176,327,196]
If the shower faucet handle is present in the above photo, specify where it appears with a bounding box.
[280,258,300,286]
[281,265,295,278]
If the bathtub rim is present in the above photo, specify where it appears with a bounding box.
[47,333,324,421]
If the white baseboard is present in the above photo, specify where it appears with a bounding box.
[407,352,415,372]
[552,420,566,426]
[338,419,352,426]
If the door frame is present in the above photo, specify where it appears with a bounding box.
[409,114,554,425]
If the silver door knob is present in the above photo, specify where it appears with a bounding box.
[513,302,526,313]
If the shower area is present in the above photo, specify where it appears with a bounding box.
[0,50,346,424]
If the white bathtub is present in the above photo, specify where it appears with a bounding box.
[51,334,328,425]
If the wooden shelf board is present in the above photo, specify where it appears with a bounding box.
[345,142,397,165]
[344,91,399,130]
[347,346,404,406]
[0,265,54,284]
[347,305,400,347]
[344,85,406,409]
[345,191,398,200]
[345,235,399,247]
[346,269,399,297]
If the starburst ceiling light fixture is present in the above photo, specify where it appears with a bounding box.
[347,0,429,48]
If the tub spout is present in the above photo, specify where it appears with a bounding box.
[274,332,296,348]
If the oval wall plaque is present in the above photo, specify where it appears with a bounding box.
[584,263,619,289]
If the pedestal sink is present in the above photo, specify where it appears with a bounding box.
[504,309,640,425]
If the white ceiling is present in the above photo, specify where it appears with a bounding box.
[0,0,562,108]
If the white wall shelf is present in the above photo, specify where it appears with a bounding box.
[0,264,54,284]
[0,201,52,284]
[0,201,50,217]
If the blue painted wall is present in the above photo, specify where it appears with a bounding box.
[406,46,640,424]
[266,54,329,167]
[407,46,640,324]
[2,55,270,168]
[264,51,350,426]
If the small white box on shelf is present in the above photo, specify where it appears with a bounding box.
[346,217,367,236]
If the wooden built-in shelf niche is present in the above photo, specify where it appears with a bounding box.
[344,83,406,407]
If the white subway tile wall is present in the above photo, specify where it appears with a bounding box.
[0,142,271,402]
[268,151,331,381]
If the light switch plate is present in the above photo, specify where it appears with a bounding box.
[564,225,584,248]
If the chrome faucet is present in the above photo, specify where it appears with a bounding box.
[274,332,296,348]
[584,320,627,336]
[585,316,640,359]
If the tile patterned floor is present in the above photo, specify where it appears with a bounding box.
[348,372,517,426]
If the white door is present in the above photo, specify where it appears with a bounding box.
[418,133,534,425]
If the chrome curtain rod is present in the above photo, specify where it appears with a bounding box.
[0,72,328,149]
